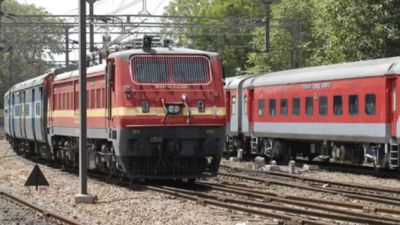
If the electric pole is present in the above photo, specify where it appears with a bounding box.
[260,0,280,53]
[87,0,98,52]
[75,0,93,204]
[64,26,73,66]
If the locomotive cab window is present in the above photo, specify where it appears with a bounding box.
[258,99,265,116]
[305,97,313,116]
[292,98,300,116]
[349,95,359,115]
[319,96,328,116]
[232,97,236,115]
[280,98,288,116]
[365,93,376,115]
[269,99,276,116]
[333,95,343,116]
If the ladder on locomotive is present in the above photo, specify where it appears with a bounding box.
[228,136,234,152]
[390,142,399,167]
[250,133,258,154]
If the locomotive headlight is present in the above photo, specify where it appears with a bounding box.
[141,101,149,113]
[173,105,181,113]
[167,105,181,114]
[168,105,174,113]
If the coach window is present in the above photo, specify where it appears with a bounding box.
[349,95,359,115]
[333,95,343,116]
[319,96,328,116]
[269,99,276,116]
[232,97,236,115]
[244,96,248,115]
[36,102,41,117]
[258,99,265,116]
[292,98,300,116]
[305,97,313,116]
[365,93,376,115]
[280,98,288,116]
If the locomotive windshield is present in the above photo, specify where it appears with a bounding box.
[131,55,212,85]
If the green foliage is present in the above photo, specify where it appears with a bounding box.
[162,0,265,76]
[0,0,65,108]
[164,0,400,76]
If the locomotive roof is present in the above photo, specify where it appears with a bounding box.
[243,56,400,88]
[54,64,105,81]
[108,47,220,61]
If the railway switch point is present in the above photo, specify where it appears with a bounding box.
[303,164,319,171]
[288,161,296,174]
[75,193,94,204]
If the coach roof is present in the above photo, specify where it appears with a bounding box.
[12,73,50,92]
[243,56,400,88]
[108,47,220,61]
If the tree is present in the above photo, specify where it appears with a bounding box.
[162,0,266,76]
[247,0,336,73]
[326,0,400,62]
[0,0,65,108]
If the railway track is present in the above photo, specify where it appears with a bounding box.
[219,165,400,207]
[16,153,400,225]
[220,164,400,195]
[0,189,82,225]
[157,182,400,225]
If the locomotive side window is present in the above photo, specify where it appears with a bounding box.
[365,93,376,115]
[319,96,328,116]
[258,100,265,116]
[305,97,313,116]
[244,96,248,115]
[280,98,288,116]
[269,99,276,116]
[333,95,343,116]
[292,98,300,116]
[232,97,236,115]
[349,95,359,115]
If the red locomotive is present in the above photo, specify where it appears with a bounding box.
[5,36,227,181]
[225,57,400,168]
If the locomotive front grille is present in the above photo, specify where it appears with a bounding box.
[131,55,212,85]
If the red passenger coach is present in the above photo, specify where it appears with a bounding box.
[47,37,227,180]
[226,57,400,169]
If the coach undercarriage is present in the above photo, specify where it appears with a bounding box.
[226,134,393,168]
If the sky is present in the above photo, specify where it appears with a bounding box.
[16,0,172,63]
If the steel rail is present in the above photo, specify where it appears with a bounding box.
[207,181,400,216]
[218,171,400,206]
[0,190,83,225]
[142,185,331,225]
[157,185,399,225]
[198,182,400,222]
[220,164,400,195]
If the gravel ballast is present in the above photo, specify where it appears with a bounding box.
[0,140,275,225]
[0,194,59,225]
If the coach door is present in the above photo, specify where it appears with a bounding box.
[388,78,397,137]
